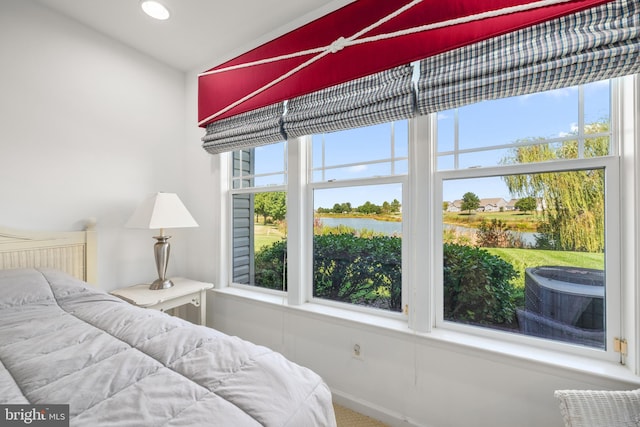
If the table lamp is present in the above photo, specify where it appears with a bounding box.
[126,192,198,290]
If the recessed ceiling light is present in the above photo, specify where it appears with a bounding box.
[141,0,170,21]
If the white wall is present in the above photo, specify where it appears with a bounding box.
[208,293,639,427]
[184,71,218,284]
[0,0,192,290]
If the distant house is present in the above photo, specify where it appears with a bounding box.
[447,198,509,212]
[446,200,463,212]
[478,198,508,212]
[505,199,519,211]
[446,196,549,213]
[508,197,546,212]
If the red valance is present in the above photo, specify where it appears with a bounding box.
[198,0,613,128]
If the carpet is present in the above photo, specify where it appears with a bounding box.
[333,403,390,427]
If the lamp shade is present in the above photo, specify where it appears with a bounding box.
[126,192,198,230]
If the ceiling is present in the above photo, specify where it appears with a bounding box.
[34,0,353,72]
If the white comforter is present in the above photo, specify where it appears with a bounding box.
[0,268,336,426]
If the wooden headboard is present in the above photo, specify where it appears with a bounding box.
[0,222,97,285]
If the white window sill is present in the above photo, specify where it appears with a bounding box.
[211,286,640,386]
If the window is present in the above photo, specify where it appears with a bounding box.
[310,121,408,313]
[436,80,616,351]
[226,77,630,361]
[230,142,287,291]
[311,122,409,181]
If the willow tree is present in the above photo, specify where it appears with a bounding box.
[501,122,608,253]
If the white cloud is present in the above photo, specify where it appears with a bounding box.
[348,165,368,173]
[519,86,577,104]
[546,87,577,98]
[558,122,578,137]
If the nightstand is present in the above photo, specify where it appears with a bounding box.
[111,277,214,325]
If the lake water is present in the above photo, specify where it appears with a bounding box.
[317,217,537,245]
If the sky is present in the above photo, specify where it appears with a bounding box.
[250,79,611,209]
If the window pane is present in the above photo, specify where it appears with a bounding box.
[458,89,579,151]
[320,163,392,182]
[232,150,252,178]
[323,124,393,165]
[313,184,402,312]
[585,137,610,157]
[394,120,409,158]
[584,80,610,131]
[254,141,286,175]
[232,192,287,290]
[438,155,454,170]
[232,142,287,189]
[394,159,408,175]
[312,121,408,182]
[254,174,287,187]
[437,80,611,170]
[459,148,512,169]
[312,135,324,169]
[442,169,605,349]
[233,179,252,190]
[437,111,455,153]
[231,141,288,290]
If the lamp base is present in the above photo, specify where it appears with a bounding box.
[150,234,172,290]
[149,278,174,290]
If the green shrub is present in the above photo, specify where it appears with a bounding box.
[443,244,519,326]
[254,240,287,290]
[313,234,402,311]
[254,237,519,323]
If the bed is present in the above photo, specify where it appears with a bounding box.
[0,225,336,426]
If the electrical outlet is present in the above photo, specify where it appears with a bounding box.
[352,343,364,360]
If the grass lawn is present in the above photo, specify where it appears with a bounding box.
[254,223,285,251]
[486,247,604,289]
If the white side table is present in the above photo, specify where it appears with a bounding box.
[111,277,213,325]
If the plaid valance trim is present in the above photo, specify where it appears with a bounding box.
[202,65,415,154]
[202,103,285,155]
[284,64,415,139]
[417,0,640,115]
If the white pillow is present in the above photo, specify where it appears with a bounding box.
[555,389,640,427]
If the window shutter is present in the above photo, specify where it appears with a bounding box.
[231,150,255,285]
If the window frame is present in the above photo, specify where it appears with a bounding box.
[307,175,409,319]
[430,78,622,361]
[433,157,620,361]
[305,121,410,318]
[227,145,288,295]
